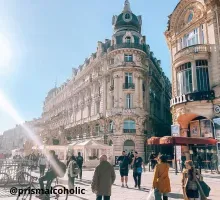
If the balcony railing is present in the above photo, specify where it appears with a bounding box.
[108,43,145,52]
[123,83,135,89]
[174,44,210,61]
[123,129,136,133]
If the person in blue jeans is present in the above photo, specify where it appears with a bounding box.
[131,151,145,189]
[91,155,116,200]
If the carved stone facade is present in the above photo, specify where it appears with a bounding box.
[36,0,171,160]
[165,0,220,156]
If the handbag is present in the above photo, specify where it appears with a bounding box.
[198,180,211,197]
[137,167,143,174]
[146,189,155,200]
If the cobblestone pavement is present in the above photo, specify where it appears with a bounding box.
[1,169,220,200]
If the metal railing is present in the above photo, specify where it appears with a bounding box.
[123,83,135,89]
[174,44,210,61]
[107,43,145,52]
[123,129,136,133]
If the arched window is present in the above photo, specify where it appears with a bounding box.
[123,120,136,133]
[109,121,115,133]
[95,124,100,135]
[125,37,131,44]
[188,13,193,23]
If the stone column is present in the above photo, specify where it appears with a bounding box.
[191,61,198,92]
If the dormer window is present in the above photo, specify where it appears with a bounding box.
[125,37,131,44]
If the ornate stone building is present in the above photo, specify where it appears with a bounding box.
[165,0,220,156]
[40,0,171,160]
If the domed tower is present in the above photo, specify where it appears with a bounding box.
[107,0,148,160]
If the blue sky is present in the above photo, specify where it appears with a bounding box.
[0,0,179,133]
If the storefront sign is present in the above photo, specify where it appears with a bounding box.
[171,125,180,136]
[200,119,213,138]
[190,120,201,138]
[213,118,220,140]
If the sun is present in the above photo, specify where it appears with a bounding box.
[0,34,12,71]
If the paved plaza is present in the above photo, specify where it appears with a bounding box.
[1,168,220,200]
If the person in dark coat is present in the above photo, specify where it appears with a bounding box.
[91,155,116,200]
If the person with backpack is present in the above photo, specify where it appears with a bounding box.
[76,152,84,180]
[117,151,130,188]
[36,150,66,199]
[67,155,79,189]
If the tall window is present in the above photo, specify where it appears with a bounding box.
[88,105,91,117]
[112,96,114,107]
[183,28,199,48]
[95,124,100,135]
[96,102,100,114]
[124,54,133,62]
[177,62,193,95]
[125,73,133,84]
[109,121,115,133]
[125,37,131,44]
[123,120,136,133]
[126,94,132,109]
[196,60,210,92]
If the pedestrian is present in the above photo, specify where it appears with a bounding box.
[128,151,134,169]
[36,150,66,199]
[182,160,207,200]
[197,154,203,174]
[211,153,218,173]
[76,152,84,179]
[181,153,186,172]
[131,151,145,189]
[38,154,47,176]
[117,151,130,188]
[152,155,171,200]
[67,155,79,189]
[91,155,116,200]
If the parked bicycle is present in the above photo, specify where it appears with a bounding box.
[16,174,68,200]
[0,165,32,187]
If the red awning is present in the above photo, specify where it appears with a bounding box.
[159,136,217,146]
[147,137,160,145]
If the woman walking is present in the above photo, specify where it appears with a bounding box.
[67,156,79,189]
[182,160,207,200]
[152,155,171,200]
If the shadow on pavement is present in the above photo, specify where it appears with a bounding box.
[167,193,183,199]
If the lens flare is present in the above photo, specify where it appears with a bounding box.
[0,89,64,177]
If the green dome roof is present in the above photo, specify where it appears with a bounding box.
[114,12,140,33]
[114,1,141,33]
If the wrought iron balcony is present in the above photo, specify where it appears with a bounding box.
[107,43,145,52]
[123,83,135,89]
[174,44,210,61]
[123,129,136,133]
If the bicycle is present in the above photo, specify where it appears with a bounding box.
[0,165,32,187]
[16,174,68,200]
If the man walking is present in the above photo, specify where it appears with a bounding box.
[117,151,130,188]
[76,152,83,179]
[38,154,47,176]
[91,155,116,200]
